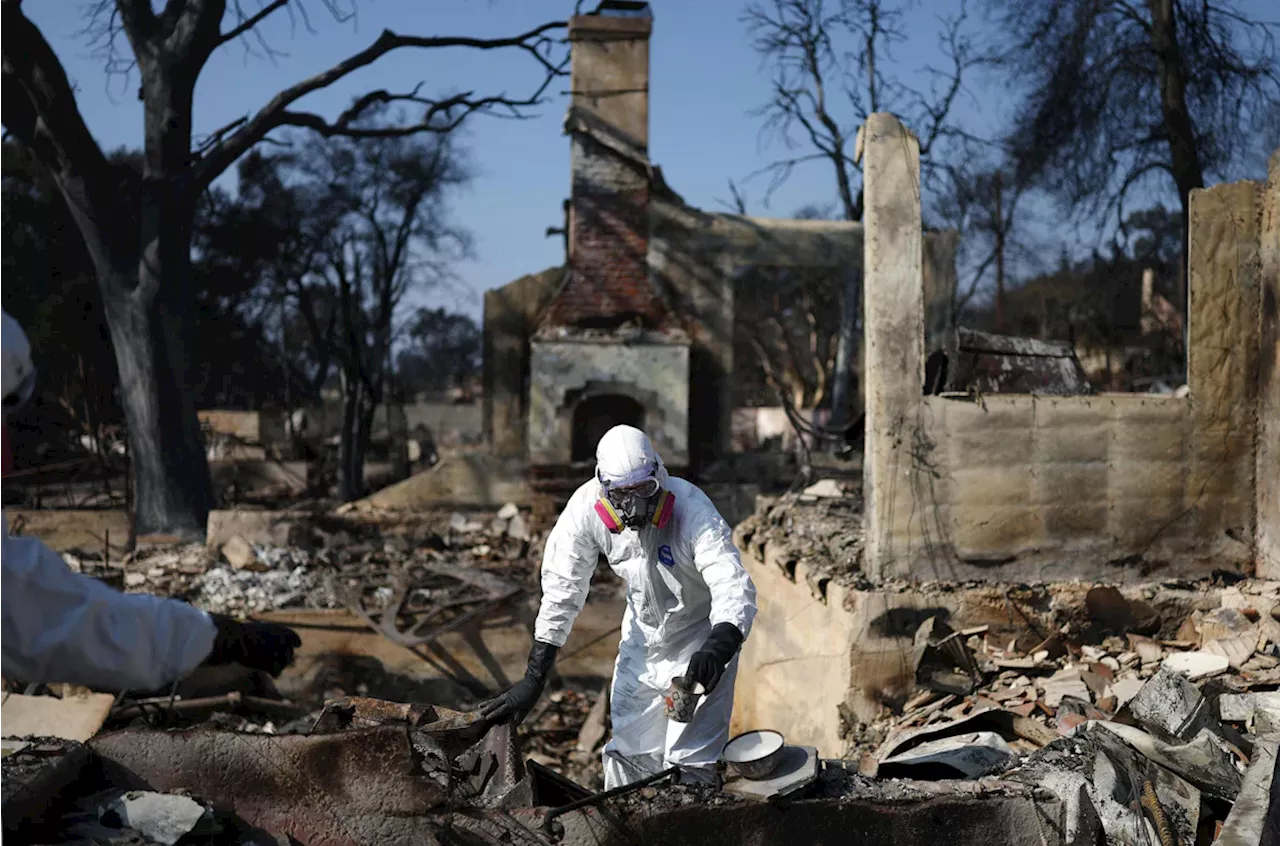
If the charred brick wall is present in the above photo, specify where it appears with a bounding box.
[539,135,671,330]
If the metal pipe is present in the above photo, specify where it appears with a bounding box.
[541,766,679,839]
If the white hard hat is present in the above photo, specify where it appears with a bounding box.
[2,310,37,412]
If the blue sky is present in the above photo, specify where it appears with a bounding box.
[24,1,1274,318]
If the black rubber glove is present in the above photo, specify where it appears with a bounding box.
[479,639,558,725]
[205,614,302,678]
[685,623,743,694]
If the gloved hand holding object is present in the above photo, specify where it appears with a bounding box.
[479,639,559,725]
[684,622,743,694]
[205,615,302,677]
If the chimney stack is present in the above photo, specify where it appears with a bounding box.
[540,2,673,332]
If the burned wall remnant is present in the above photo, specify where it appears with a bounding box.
[862,112,1273,583]
[480,3,958,472]
[483,267,563,459]
[1258,151,1280,579]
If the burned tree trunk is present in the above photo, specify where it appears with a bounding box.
[1147,0,1206,220]
[1146,0,1205,314]
[337,371,364,503]
[109,75,214,536]
[102,276,213,536]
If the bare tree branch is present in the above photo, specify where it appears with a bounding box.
[195,20,568,186]
[219,0,288,47]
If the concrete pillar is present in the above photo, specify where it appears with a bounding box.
[862,113,924,581]
[1187,178,1262,564]
[1259,150,1280,577]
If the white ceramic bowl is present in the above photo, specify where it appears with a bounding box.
[722,729,786,780]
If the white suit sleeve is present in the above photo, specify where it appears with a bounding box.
[1,526,217,692]
[533,497,603,648]
[689,495,758,639]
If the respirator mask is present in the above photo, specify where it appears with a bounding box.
[599,462,662,530]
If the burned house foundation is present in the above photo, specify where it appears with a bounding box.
[5,5,1280,846]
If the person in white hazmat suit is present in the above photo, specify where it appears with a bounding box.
[1,310,301,693]
[480,425,757,788]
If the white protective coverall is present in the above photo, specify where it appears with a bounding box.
[1,520,218,692]
[534,426,757,788]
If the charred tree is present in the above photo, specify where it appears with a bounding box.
[2,0,566,535]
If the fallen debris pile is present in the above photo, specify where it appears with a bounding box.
[850,580,1280,842]
[93,503,551,618]
[735,489,866,591]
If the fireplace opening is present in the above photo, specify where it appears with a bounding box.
[572,394,645,462]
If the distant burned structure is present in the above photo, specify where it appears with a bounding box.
[482,2,958,474]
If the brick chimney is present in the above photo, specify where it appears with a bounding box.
[538,1,675,333]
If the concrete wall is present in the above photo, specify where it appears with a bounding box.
[527,340,690,465]
[730,545,857,755]
[1259,151,1280,578]
[862,112,1267,583]
[483,267,563,458]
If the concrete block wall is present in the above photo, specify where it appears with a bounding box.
[862,112,1270,583]
[1257,152,1280,578]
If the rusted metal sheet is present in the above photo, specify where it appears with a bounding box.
[90,726,449,846]
[938,327,1091,396]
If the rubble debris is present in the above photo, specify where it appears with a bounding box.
[912,616,982,696]
[1128,665,1218,742]
[800,478,844,498]
[102,791,212,846]
[1219,691,1280,721]
[879,731,1014,778]
[1095,721,1244,802]
[107,691,304,725]
[2,688,115,743]
[2,739,92,840]
[734,493,865,590]
[1215,716,1279,846]
[220,534,267,572]
[88,720,489,844]
[337,562,522,649]
[1039,665,1091,707]
[575,683,609,755]
[196,561,315,616]
[524,687,607,789]
[1163,649,1230,679]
